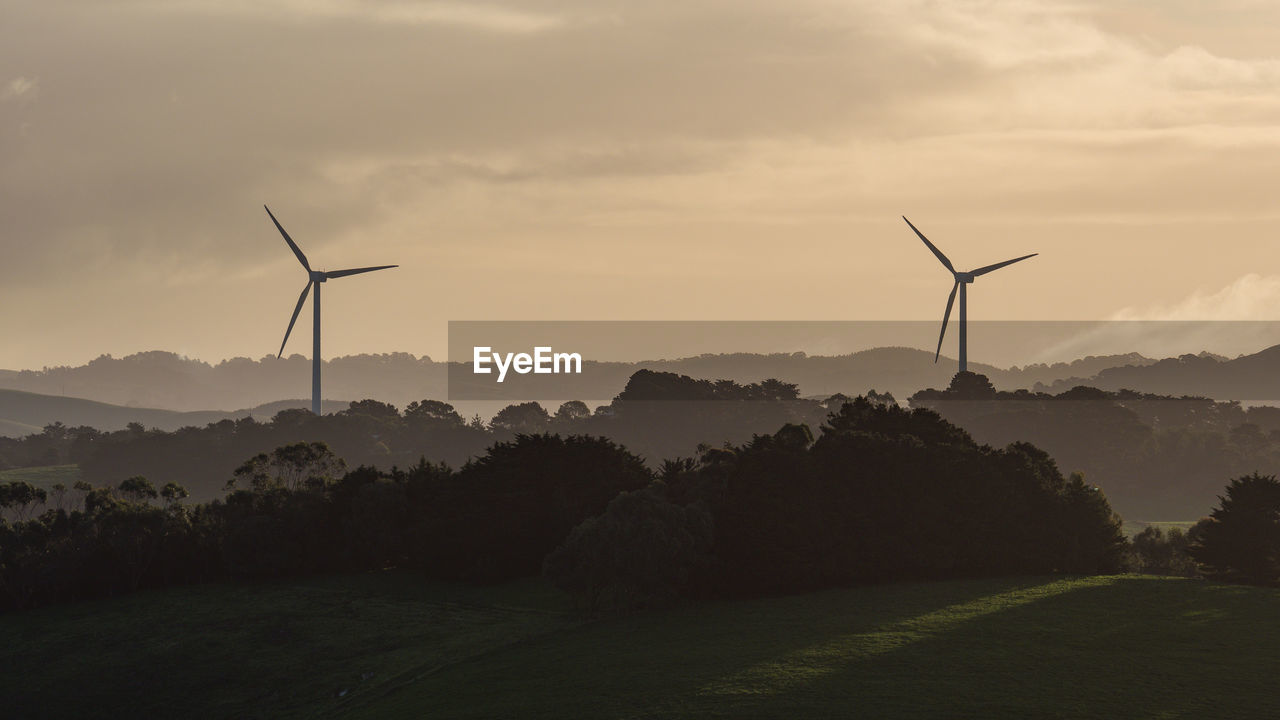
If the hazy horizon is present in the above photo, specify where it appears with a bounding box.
[6,1,1280,369]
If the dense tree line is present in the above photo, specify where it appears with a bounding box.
[1,371,846,504]
[17,366,1280,523]
[910,372,1280,518]
[0,396,1135,613]
[0,434,648,611]
[1127,525,1200,577]
[545,397,1127,610]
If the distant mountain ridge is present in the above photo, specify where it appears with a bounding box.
[0,389,351,437]
[1039,346,1280,400]
[0,352,439,413]
[0,348,1173,437]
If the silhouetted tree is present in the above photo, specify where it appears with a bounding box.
[554,401,592,424]
[0,481,47,521]
[489,402,551,434]
[1190,473,1280,585]
[404,399,464,428]
[341,399,400,421]
[118,476,158,503]
[422,434,651,581]
[227,442,346,492]
[1128,525,1197,576]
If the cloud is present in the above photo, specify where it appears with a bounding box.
[1111,274,1280,320]
[1020,275,1280,363]
[150,0,566,33]
[6,0,1280,367]
[1159,45,1280,90]
[0,76,37,101]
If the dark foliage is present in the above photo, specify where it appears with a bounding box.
[547,397,1127,608]
[911,372,1280,519]
[1189,473,1280,585]
[3,383,1130,615]
[543,485,713,612]
[1127,525,1201,576]
[5,374,837,506]
[418,434,652,581]
[0,432,652,610]
[693,399,1124,595]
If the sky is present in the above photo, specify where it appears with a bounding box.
[4,0,1280,369]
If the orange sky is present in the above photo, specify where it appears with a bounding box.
[4,1,1280,369]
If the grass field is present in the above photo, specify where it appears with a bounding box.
[0,464,82,490]
[4,573,1280,719]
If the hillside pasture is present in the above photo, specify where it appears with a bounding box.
[5,573,1280,718]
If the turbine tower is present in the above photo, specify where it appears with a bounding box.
[266,205,397,415]
[903,216,1036,373]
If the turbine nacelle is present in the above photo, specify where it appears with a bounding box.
[311,271,328,283]
[955,272,975,283]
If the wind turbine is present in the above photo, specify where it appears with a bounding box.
[266,205,397,415]
[903,216,1036,373]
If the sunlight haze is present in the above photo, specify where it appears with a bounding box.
[4,0,1280,368]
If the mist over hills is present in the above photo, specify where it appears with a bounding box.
[0,348,1176,437]
[0,348,1162,416]
[1039,347,1280,400]
[0,389,351,436]
[0,352,439,413]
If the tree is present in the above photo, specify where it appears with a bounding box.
[271,408,317,428]
[866,389,897,407]
[554,401,592,424]
[161,482,190,506]
[945,371,997,399]
[757,378,800,401]
[227,442,347,492]
[1189,473,1280,585]
[1129,525,1197,576]
[342,399,401,421]
[822,393,854,412]
[405,399,464,428]
[50,483,68,511]
[0,481,47,521]
[426,434,652,580]
[119,476,158,503]
[489,402,551,434]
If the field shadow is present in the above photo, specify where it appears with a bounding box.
[725,576,1280,719]
[352,576,1080,719]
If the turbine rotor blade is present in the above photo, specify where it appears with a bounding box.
[278,280,313,358]
[324,264,398,279]
[264,205,311,272]
[970,253,1037,277]
[935,281,958,363]
[903,216,955,274]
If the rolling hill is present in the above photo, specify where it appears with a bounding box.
[0,348,1164,423]
[2,572,1276,719]
[0,389,349,437]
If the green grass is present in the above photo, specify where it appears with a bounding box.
[5,573,1280,719]
[0,464,82,490]
[1,573,572,720]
